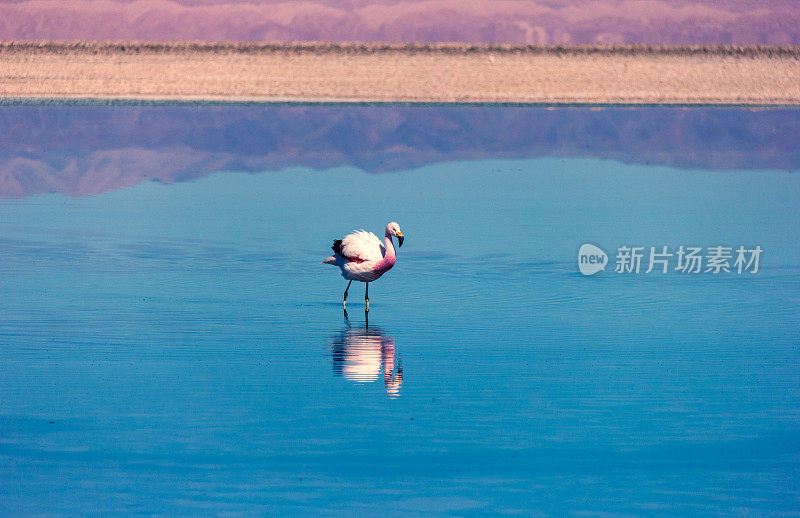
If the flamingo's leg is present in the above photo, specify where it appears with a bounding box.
[365,282,369,312]
[343,280,352,308]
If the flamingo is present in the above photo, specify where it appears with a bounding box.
[322,222,404,311]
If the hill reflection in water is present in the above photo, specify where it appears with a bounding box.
[1,105,798,198]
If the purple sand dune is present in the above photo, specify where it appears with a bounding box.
[1,0,798,45]
[0,105,798,198]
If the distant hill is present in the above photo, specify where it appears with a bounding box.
[1,0,798,44]
[0,105,798,197]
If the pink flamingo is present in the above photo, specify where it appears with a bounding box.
[322,222,404,311]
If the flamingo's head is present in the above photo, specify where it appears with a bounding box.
[386,222,404,247]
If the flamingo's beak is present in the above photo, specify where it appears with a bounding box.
[396,232,404,247]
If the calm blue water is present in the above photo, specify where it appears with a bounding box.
[0,106,799,515]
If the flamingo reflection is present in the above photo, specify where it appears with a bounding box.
[331,326,403,398]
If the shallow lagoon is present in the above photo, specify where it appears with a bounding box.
[0,106,798,514]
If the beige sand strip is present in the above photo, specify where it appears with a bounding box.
[2,42,799,104]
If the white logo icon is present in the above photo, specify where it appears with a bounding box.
[578,244,607,275]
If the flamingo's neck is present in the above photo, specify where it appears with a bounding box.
[383,232,396,261]
[374,232,397,275]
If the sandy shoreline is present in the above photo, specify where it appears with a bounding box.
[2,42,799,105]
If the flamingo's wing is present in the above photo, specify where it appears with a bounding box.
[337,230,384,263]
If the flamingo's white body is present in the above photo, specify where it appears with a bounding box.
[322,222,404,310]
